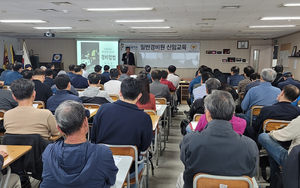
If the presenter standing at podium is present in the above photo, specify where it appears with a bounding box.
[122,47,135,66]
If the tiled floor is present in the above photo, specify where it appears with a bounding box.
[30,104,270,188]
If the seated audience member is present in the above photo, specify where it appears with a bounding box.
[227,66,245,86]
[94,65,107,84]
[32,68,53,107]
[46,63,57,79]
[4,78,60,139]
[0,89,18,111]
[80,63,89,79]
[167,65,180,89]
[102,65,111,81]
[47,75,86,115]
[0,63,13,81]
[21,70,33,80]
[40,66,47,71]
[91,78,152,181]
[238,66,254,92]
[192,72,213,100]
[191,85,246,135]
[212,69,227,84]
[41,101,118,188]
[104,69,121,95]
[258,114,300,183]
[245,84,300,142]
[188,65,207,97]
[160,70,176,92]
[44,69,55,87]
[51,71,79,96]
[150,70,171,102]
[0,151,21,188]
[70,65,89,88]
[272,64,284,87]
[4,62,23,85]
[178,90,258,188]
[136,73,156,110]
[67,64,76,79]
[145,65,152,83]
[24,64,32,71]
[278,71,300,90]
[79,73,113,104]
[244,73,260,97]
[241,68,281,124]
[118,65,129,82]
[188,78,221,121]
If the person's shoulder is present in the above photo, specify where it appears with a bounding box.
[149,93,156,99]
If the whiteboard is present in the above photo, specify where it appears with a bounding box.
[120,42,200,68]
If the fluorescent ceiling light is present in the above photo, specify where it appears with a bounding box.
[249,25,296,28]
[148,35,179,37]
[261,17,300,20]
[84,7,154,11]
[131,26,170,29]
[240,30,284,32]
[0,20,46,23]
[34,27,73,29]
[283,3,300,6]
[115,19,165,23]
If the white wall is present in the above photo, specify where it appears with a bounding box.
[21,38,272,78]
[0,36,20,68]
[276,31,300,80]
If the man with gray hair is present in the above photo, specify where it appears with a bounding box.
[241,68,281,125]
[178,90,258,188]
[41,100,118,187]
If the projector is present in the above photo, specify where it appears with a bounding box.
[44,30,55,37]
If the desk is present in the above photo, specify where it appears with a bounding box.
[252,177,259,188]
[0,117,3,121]
[88,109,98,118]
[49,134,64,141]
[150,115,160,131]
[156,104,168,155]
[111,155,133,188]
[0,145,32,188]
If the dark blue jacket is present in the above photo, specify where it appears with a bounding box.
[41,141,118,188]
[4,71,23,85]
[101,72,111,82]
[70,75,89,88]
[47,90,82,114]
[67,72,76,80]
[91,100,152,172]
[278,77,300,91]
[43,77,55,87]
[0,70,12,81]
[227,74,245,86]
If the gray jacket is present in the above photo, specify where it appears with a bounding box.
[180,119,258,188]
[150,81,171,102]
[118,74,129,82]
[79,86,113,103]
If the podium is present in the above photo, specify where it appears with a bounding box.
[117,65,135,76]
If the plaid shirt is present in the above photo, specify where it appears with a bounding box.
[161,78,176,92]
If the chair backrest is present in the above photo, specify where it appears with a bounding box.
[99,84,104,90]
[156,98,167,105]
[250,105,263,126]
[109,94,120,101]
[144,110,157,116]
[239,92,244,104]
[103,144,139,187]
[83,103,101,109]
[193,173,253,188]
[298,100,300,106]
[33,101,45,109]
[193,114,202,122]
[263,119,290,133]
[0,110,6,119]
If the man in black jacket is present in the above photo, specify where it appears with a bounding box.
[122,47,135,66]
[32,68,53,107]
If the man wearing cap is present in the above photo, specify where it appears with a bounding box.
[25,64,32,71]
[278,71,300,91]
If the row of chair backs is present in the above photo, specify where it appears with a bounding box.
[83,103,101,109]
[156,98,167,105]
[193,173,253,188]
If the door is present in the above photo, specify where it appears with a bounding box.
[250,46,273,73]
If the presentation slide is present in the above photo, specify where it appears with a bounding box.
[76,40,118,73]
